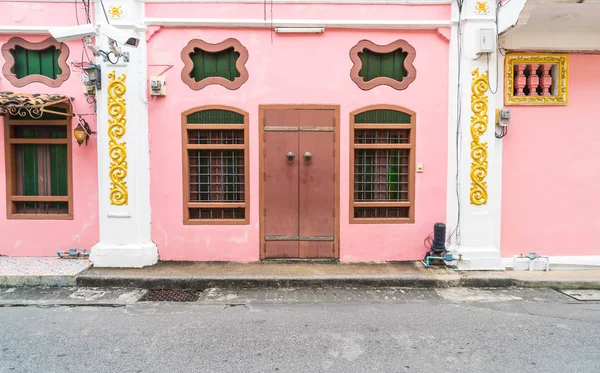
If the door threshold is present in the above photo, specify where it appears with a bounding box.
[261,258,339,263]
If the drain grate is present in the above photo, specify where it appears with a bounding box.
[138,289,199,302]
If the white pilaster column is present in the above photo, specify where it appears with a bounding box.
[90,0,158,267]
[446,0,504,270]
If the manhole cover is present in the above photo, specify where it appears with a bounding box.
[138,289,199,302]
[559,289,600,301]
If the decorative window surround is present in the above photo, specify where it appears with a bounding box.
[4,104,73,220]
[182,106,250,224]
[1,37,70,88]
[505,53,568,106]
[350,40,416,91]
[349,105,415,224]
[181,38,249,90]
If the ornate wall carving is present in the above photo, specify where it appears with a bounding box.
[470,68,489,206]
[108,71,128,206]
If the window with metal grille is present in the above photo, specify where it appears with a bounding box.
[181,39,249,91]
[350,106,415,223]
[1,37,70,88]
[4,104,73,219]
[182,107,249,224]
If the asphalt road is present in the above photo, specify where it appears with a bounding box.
[1,288,599,373]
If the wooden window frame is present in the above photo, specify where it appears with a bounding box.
[504,53,568,106]
[4,104,74,220]
[349,39,417,91]
[349,104,415,224]
[181,105,250,225]
[1,37,70,88]
[180,38,249,91]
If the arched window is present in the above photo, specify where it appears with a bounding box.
[349,105,415,223]
[182,106,249,224]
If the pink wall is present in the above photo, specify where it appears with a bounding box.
[0,34,99,256]
[148,27,449,262]
[501,54,600,258]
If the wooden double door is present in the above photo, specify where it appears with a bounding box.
[260,106,339,259]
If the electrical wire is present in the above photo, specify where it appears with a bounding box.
[99,0,110,24]
[495,125,508,139]
[447,3,464,245]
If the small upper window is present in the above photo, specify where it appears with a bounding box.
[1,37,70,88]
[181,38,249,90]
[350,40,416,91]
[505,53,568,105]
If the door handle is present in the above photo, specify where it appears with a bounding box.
[304,151,312,162]
[286,151,295,161]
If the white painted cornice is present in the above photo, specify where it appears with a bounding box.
[145,18,452,29]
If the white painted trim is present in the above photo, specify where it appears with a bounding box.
[0,26,49,35]
[144,0,452,4]
[502,256,600,271]
[145,18,451,29]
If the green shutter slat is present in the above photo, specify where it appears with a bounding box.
[369,52,381,82]
[216,50,229,80]
[39,47,56,79]
[380,51,394,80]
[187,109,244,124]
[395,50,407,80]
[13,46,28,78]
[203,51,217,80]
[354,109,411,124]
[22,142,38,196]
[55,48,62,75]
[27,50,42,76]
[231,51,241,79]
[50,130,68,196]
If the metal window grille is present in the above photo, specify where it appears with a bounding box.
[188,149,245,203]
[354,149,409,202]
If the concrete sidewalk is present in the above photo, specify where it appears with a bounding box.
[76,261,600,290]
[2,258,600,289]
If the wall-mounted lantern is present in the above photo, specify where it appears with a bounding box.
[83,64,101,94]
[74,117,96,147]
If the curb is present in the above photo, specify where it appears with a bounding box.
[0,275,77,288]
[75,272,600,290]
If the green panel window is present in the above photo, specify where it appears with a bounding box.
[6,108,72,218]
[11,46,62,79]
[189,47,241,82]
[358,48,408,83]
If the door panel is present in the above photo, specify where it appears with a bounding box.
[264,130,299,258]
[299,241,335,259]
[298,132,335,236]
[262,107,337,260]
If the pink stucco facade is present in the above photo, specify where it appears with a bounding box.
[0,36,99,257]
[501,54,600,258]
[147,24,449,262]
[1,1,597,266]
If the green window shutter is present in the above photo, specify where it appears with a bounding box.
[50,129,68,196]
[358,49,408,83]
[354,109,411,124]
[11,46,60,79]
[187,109,244,124]
[190,48,240,83]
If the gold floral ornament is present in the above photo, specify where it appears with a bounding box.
[470,68,489,206]
[108,71,128,206]
[108,5,123,18]
[475,1,489,15]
